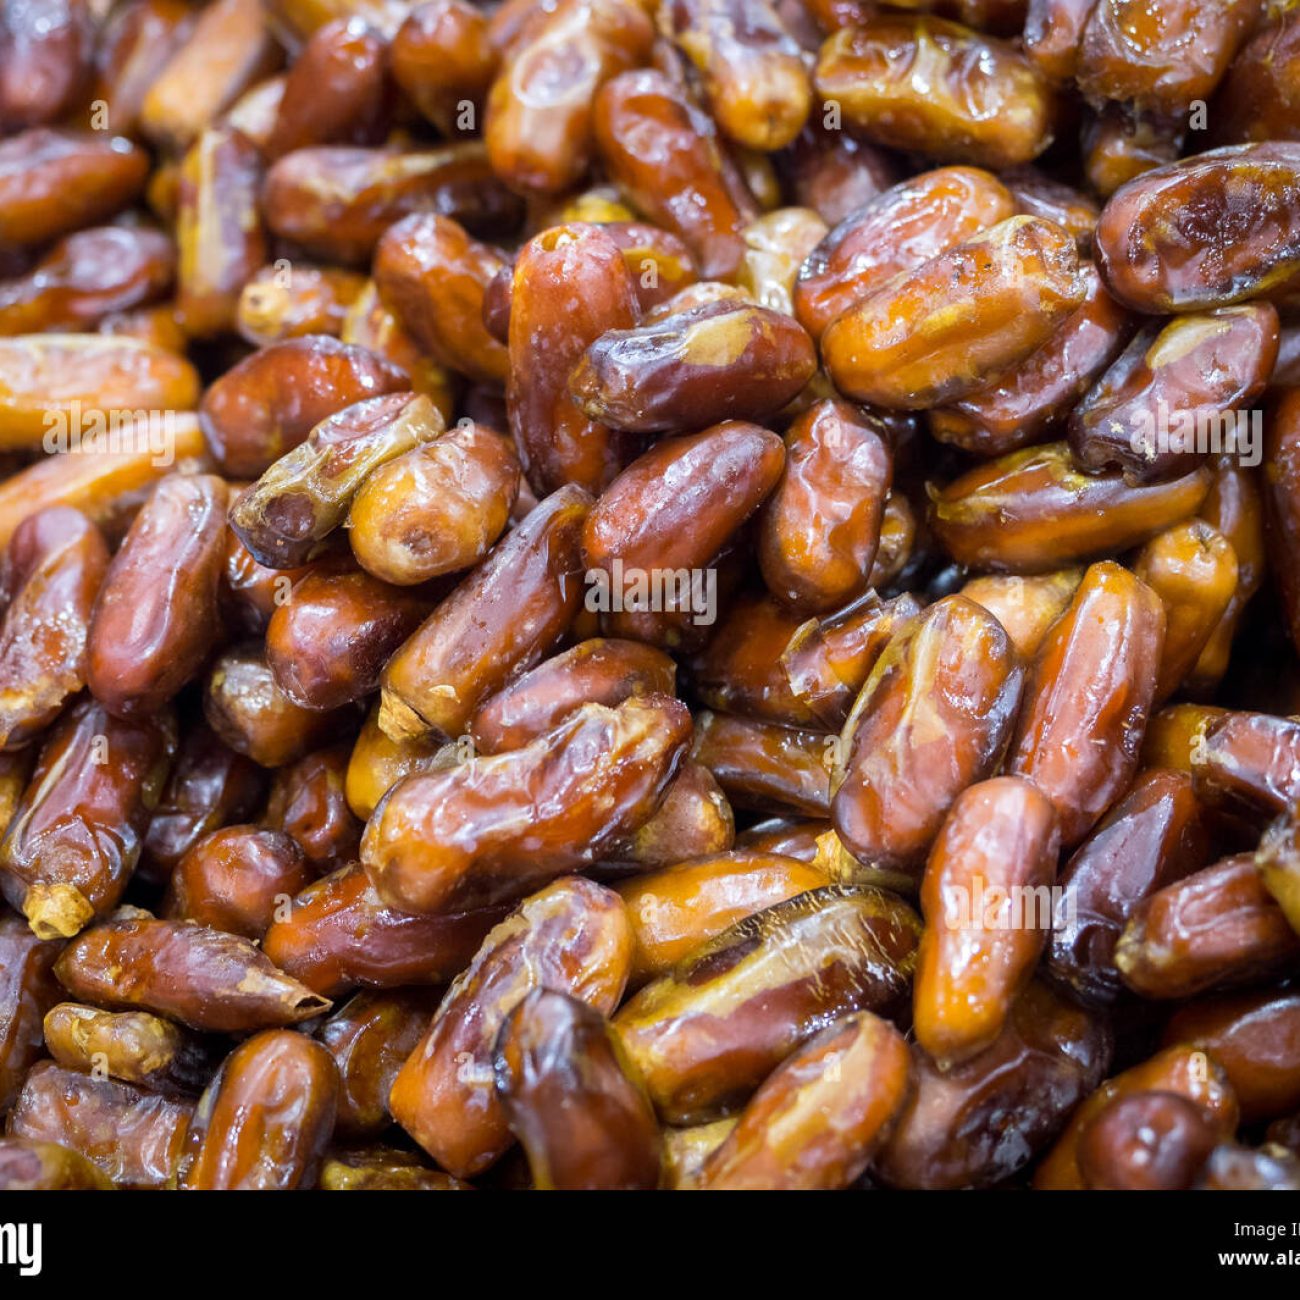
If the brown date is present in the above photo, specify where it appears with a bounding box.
[54,910,331,1032]
[389,875,633,1178]
[832,596,1023,875]
[199,335,408,479]
[813,16,1056,170]
[568,301,816,435]
[614,885,920,1124]
[793,166,1016,342]
[0,506,107,749]
[86,474,228,719]
[163,826,312,940]
[263,743,363,873]
[262,862,506,997]
[347,422,519,586]
[494,988,661,1190]
[0,913,60,1114]
[822,216,1086,410]
[914,776,1061,1067]
[178,1030,337,1190]
[1047,768,1210,1006]
[379,484,590,742]
[694,1011,909,1191]
[1008,561,1164,847]
[362,694,691,914]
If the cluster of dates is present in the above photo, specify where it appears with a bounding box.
[1,0,1300,1193]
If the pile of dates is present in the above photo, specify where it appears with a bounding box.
[2,0,1300,1192]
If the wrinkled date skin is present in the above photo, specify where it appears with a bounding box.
[693,710,832,817]
[688,593,819,728]
[1070,304,1278,483]
[199,335,408,479]
[484,0,653,195]
[694,1012,909,1191]
[262,142,522,266]
[1191,710,1300,822]
[813,16,1057,170]
[53,912,331,1032]
[315,989,433,1139]
[204,640,353,769]
[42,1002,215,1097]
[348,422,519,587]
[388,875,633,1179]
[0,913,61,1114]
[1210,9,1300,147]
[593,69,755,282]
[960,569,1082,660]
[1165,989,1300,1124]
[758,399,892,615]
[0,226,175,337]
[613,885,920,1124]
[793,166,1017,342]
[379,483,590,743]
[0,506,108,749]
[163,825,312,940]
[494,987,661,1190]
[231,392,443,570]
[87,473,227,719]
[266,563,437,711]
[876,980,1112,1190]
[469,638,676,755]
[1009,562,1165,847]
[362,695,691,914]
[930,442,1212,573]
[822,216,1086,410]
[1114,854,1300,1000]
[1047,768,1210,1007]
[929,264,1134,458]
[237,263,366,348]
[832,596,1023,876]
[0,698,174,938]
[178,1030,338,1190]
[660,0,810,153]
[507,224,638,495]
[781,590,924,729]
[1077,0,1262,116]
[0,1139,112,1191]
[568,301,816,436]
[914,777,1061,1067]
[1095,143,1300,312]
[373,213,509,388]
[7,1060,193,1188]
[262,862,506,997]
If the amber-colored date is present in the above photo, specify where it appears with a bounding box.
[914,777,1060,1067]
[495,988,660,1190]
[833,596,1023,875]
[613,886,920,1123]
[822,216,1085,410]
[389,875,633,1178]
[363,695,690,914]
[54,910,331,1032]
[178,1030,338,1190]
